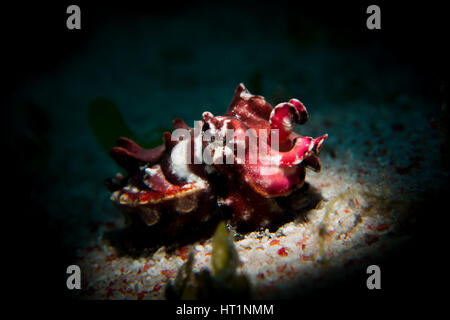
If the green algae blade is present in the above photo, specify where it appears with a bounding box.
[212,221,238,281]
[87,98,136,153]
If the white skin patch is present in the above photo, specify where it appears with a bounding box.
[269,109,276,125]
[144,167,159,176]
[315,136,326,150]
[283,117,294,131]
[307,140,314,152]
[240,90,254,100]
[260,166,280,176]
[202,111,214,120]
[170,139,204,183]
[123,185,139,193]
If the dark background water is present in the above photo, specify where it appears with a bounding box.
[3,0,448,306]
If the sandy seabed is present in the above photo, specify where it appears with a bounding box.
[76,99,447,299]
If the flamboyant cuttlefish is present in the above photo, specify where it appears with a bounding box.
[107,84,327,235]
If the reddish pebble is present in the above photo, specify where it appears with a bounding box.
[161,269,176,278]
[152,283,162,292]
[143,264,151,272]
[270,239,280,246]
[285,266,296,277]
[177,246,190,260]
[276,264,287,273]
[278,247,288,256]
